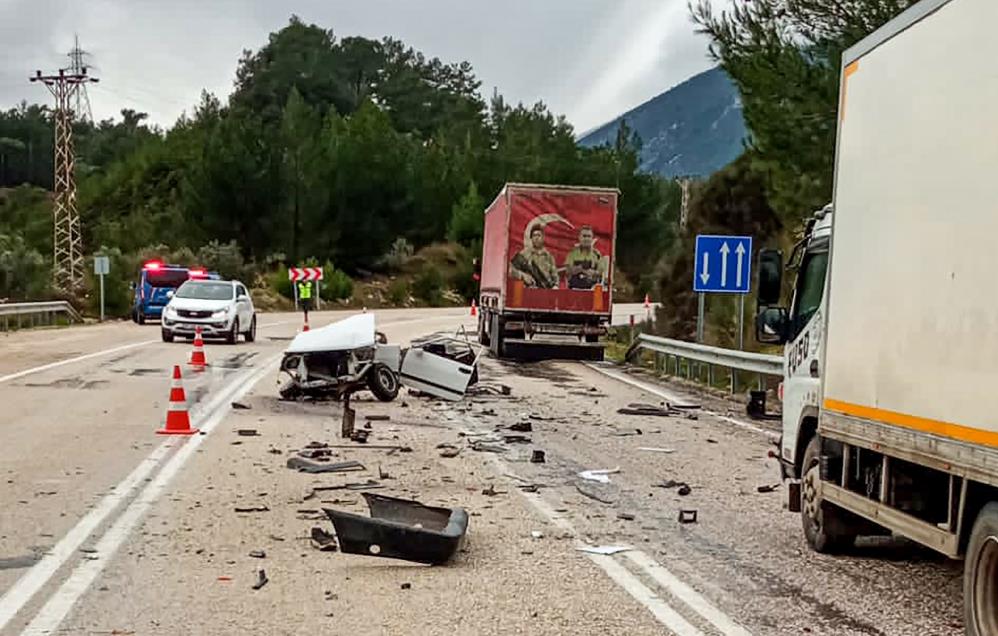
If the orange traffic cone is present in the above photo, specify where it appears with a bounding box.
[644,293,651,309]
[157,365,198,435]
[189,327,207,370]
[470,299,477,317]
[302,314,310,332]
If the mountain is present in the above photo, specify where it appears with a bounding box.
[579,67,747,179]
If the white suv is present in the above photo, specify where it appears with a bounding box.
[161,279,256,344]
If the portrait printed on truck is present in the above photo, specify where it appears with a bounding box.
[506,190,616,312]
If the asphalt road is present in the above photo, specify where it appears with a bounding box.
[0,306,963,635]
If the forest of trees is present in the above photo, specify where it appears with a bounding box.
[0,17,679,311]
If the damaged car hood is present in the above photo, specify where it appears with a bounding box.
[286,313,376,354]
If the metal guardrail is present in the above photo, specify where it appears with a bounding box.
[626,333,783,392]
[0,301,82,331]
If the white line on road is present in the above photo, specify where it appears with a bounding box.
[584,363,779,441]
[20,354,281,636]
[624,551,753,636]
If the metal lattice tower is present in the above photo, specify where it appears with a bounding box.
[30,67,98,291]
[679,178,692,232]
[67,35,94,123]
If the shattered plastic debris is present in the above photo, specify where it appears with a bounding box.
[251,569,269,590]
[577,468,620,484]
[576,545,632,555]
[638,447,676,454]
[311,527,339,552]
[286,458,365,474]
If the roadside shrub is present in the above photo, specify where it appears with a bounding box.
[197,240,252,281]
[322,268,354,301]
[379,237,414,271]
[387,279,410,306]
[0,233,49,301]
[412,266,444,305]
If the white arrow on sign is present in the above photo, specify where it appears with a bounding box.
[700,252,710,285]
[719,242,730,288]
[735,242,746,288]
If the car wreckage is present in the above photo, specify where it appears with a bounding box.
[278,313,481,402]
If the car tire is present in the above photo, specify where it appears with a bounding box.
[367,363,400,402]
[244,315,257,343]
[226,319,239,345]
[161,329,174,343]
[801,436,855,553]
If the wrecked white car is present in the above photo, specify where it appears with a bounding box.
[278,313,481,402]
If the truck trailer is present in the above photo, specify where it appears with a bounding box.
[478,183,618,360]
[755,1,998,631]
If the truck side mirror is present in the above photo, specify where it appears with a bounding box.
[756,306,789,345]
[757,249,783,306]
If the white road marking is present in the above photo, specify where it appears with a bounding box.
[0,441,171,631]
[20,355,281,636]
[0,318,297,386]
[584,363,779,440]
[494,457,705,636]
[624,551,753,636]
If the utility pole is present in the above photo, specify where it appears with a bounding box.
[30,67,98,291]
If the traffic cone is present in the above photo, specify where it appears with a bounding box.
[189,327,207,370]
[156,365,198,435]
[644,293,651,309]
[302,314,310,332]
[470,299,477,317]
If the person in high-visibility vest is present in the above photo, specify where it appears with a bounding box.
[298,279,314,319]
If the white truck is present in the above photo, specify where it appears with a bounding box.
[755,0,998,632]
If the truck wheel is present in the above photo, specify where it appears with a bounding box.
[161,329,174,343]
[801,436,855,553]
[367,363,399,402]
[226,319,239,345]
[244,316,257,343]
[965,502,998,636]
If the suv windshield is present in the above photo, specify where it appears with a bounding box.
[175,281,233,301]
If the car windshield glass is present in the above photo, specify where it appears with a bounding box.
[175,281,233,300]
[146,269,190,288]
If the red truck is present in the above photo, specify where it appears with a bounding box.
[477,183,619,360]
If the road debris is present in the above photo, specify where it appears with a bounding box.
[482,484,506,497]
[611,429,643,437]
[251,569,269,590]
[531,530,544,539]
[231,401,252,410]
[401,582,412,590]
[323,493,468,565]
[503,434,531,444]
[508,421,532,432]
[286,458,365,474]
[757,484,781,493]
[438,444,461,458]
[638,447,676,454]
[578,468,620,484]
[365,414,391,421]
[378,465,392,479]
[617,512,636,521]
[678,510,698,524]
[530,450,546,463]
[575,481,617,504]
[248,550,266,559]
[236,429,260,437]
[233,506,270,513]
[677,484,692,496]
[576,545,632,555]
[298,447,333,460]
[706,438,718,444]
[310,527,339,552]
[617,404,674,417]
[470,440,507,453]
[518,483,543,493]
[350,429,370,444]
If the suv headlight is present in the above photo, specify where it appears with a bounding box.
[164,306,178,318]
[211,308,229,319]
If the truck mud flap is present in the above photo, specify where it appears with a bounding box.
[502,338,605,362]
[323,493,468,565]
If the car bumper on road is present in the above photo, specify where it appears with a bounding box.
[162,317,233,337]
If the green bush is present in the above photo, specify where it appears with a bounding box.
[387,279,410,305]
[322,268,353,301]
[270,270,295,300]
[0,233,50,301]
[379,237,414,271]
[412,266,444,305]
[450,255,479,302]
[197,240,253,281]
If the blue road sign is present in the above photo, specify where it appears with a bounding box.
[693,235,753,294]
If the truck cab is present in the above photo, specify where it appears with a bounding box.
[757,204,832,482]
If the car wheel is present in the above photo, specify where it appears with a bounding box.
[367,363,400,402]
[226,319,239,345]
[244,315,257,342]
[161,329,174,343]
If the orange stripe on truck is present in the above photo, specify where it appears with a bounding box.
[840,61,860,122]
[824,398,998,448]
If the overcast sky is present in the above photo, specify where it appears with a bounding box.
[0,0,722,134]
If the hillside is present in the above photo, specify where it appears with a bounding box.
[579,67,747,179]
